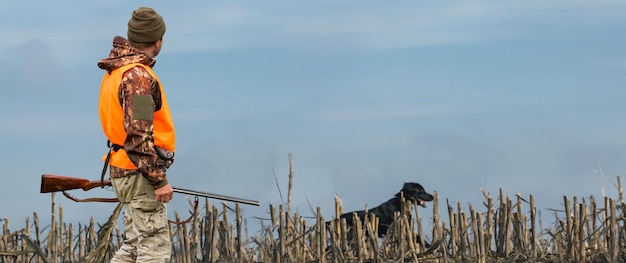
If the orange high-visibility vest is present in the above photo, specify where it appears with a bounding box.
[98,63,176,169]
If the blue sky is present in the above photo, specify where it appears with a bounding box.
[2,1,626,237]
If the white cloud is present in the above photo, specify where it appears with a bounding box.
[0,114,99,136]
[164,1,626,53]
[2,1,624,65]
[327,107,448,121]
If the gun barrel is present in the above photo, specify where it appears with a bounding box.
[173,187,260,206]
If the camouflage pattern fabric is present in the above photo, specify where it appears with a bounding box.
[98,36,170,188]
[110,172,171,262]
[99,36,173,262]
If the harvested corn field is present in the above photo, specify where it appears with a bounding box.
[2,175,626,263]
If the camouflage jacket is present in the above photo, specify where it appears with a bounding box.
[97,36,170,189]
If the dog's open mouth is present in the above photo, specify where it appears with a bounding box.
[409,197,430,207]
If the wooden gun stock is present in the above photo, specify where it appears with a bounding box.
[40,174,260,206]
[40,174,111,193]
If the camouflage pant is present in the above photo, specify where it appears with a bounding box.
[110,172,171,263]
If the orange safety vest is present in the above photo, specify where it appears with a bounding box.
[98,63,176,169]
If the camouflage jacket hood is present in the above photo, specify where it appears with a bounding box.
[97,36,156,73]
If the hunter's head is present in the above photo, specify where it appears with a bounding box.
[127,6,166,58]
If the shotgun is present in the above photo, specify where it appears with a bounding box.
[40,174,260,206]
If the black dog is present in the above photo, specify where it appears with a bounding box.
[337,182,433,239]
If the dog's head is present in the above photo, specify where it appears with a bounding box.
[396,182,434,207]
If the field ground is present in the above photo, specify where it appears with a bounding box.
[2,159,626,262]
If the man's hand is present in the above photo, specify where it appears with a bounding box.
[155,183,174,203]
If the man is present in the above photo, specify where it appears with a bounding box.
[97,6,175,262]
